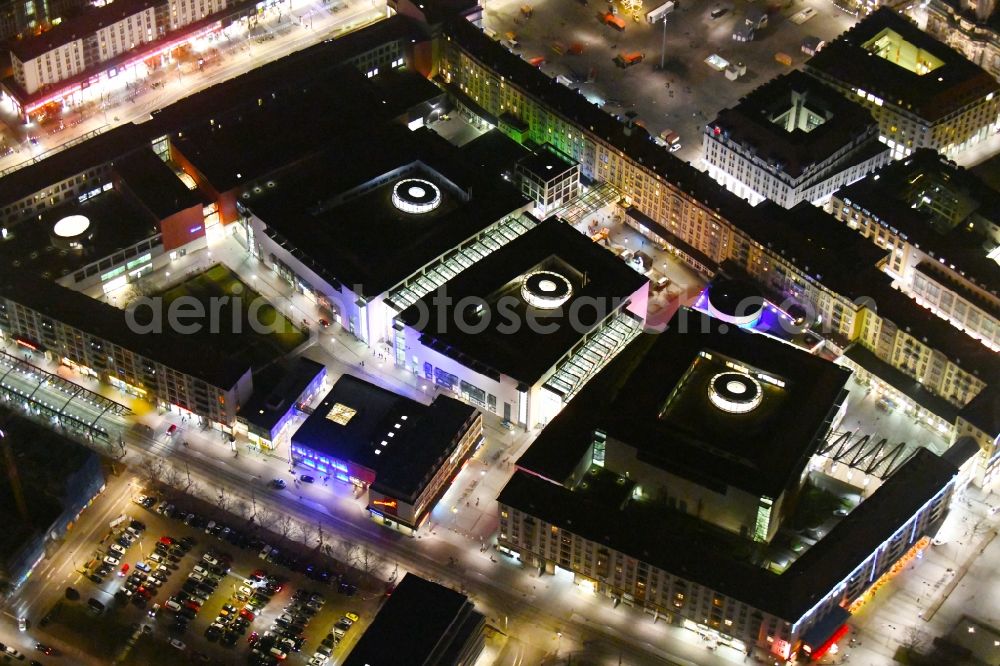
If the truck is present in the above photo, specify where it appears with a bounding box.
[646,0,674,23]
[602,12,626,30]
[657,129,681,151]
[614,52,645,68]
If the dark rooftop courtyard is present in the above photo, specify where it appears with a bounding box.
[806,8,1000,122]
[709,70,881,179]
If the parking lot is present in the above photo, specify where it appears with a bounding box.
[482,0,856,163]
[41,492,383,665]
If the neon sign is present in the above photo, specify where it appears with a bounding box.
[373,499,397,509]
[15,338,38,351]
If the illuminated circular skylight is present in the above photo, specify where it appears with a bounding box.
[392,178,441,214]
[521,271,573,309]
[53,215,91,238]
[726,380,747,395]
[709,372,762,414]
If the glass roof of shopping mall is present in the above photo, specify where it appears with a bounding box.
[385,214,537,312]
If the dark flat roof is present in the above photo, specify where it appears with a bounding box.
[245,125,527,298]
[806,8,1000,122]
[0,187,160,281]
[398,217,648,385]
[738,201,888,302]
[343,573,483,666]
[517,148,576,181]
[114,148,209,219]
[709,71,880,179]
[240,358,326,433]
[0,272,250,388]
[958,384,1000,437]
[458,129,530,180]
[292,374,476,500]
[0,123,150,205]
[606,309,849,498]
[833,149,1000,300]
[518,308,850,499]
[501,446,957,621]
[373,395,477,502]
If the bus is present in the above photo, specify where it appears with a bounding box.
[646,0,674,23]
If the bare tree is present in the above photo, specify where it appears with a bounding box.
[337,537,360,569]
[276,514,296,542]
[137,457,166,490]
[298,521,317,547]
[216,486,232,512]
[255,506,277,531]
[231,498,250,522]
[316,522,326,552]
[902,626,928,654]
[162,465,183,490]
[358,543,384,579]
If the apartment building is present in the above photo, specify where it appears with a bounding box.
[806,8,1000,160]
[9,0,164,96]
[921,0,1000,80]
[0,273,253,427]
[828,150,999,352]
[704,71,890,208]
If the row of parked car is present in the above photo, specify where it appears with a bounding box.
[163,548,230,639]
[144,492,360,595]
[116,533,195,611]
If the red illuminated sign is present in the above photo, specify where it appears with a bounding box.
[373,499,397,509]
[15,337,38,351]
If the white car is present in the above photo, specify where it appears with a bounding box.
[192,565,208,575]
[168,638,186,650]
[104,554,121,566]
[164,599,182,612]
[202,554,219,566]
[133,494,150,506]
[110,543,126,555]
[188,572,206,583]
[309,657,328,666]
[204,520,216,534]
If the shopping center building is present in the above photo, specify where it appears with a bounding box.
[290,373,482,535]
[704,71,890,208]
[805,8,1000,160]
[497,307,973,661]
[394,217,648,429]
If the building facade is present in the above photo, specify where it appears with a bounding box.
[805,9,1000,160]
[704,71,890,208]
[0,275,253,428]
